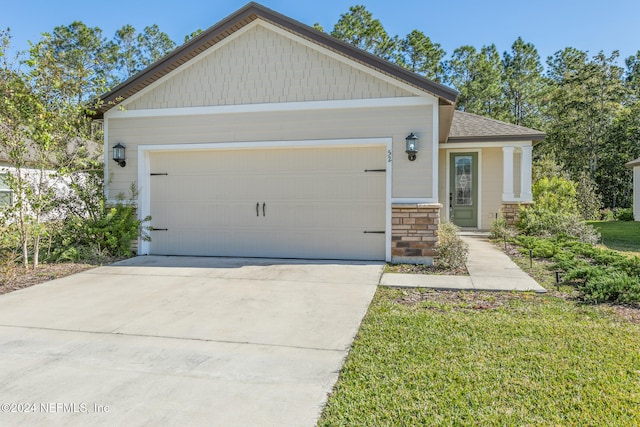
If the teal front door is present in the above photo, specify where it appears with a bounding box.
[450,153,478,227]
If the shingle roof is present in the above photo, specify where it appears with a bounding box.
[448,110,545,143]
[625,157,640,168]
[93,2,458,119]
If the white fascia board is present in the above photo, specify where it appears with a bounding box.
[439,140,533,149]
[138,137,392,153]
[105,96,433,120]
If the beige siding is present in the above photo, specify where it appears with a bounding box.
[107,105,434,200]
[124,24,412,111]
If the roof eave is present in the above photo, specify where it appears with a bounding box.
[91,2,458,119]
[625,158,640,169]
[446,134,546,144]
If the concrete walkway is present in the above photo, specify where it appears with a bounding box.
[381,235,547,293]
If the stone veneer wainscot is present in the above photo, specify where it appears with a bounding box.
[501,201,534,225]
[391,203,441,265]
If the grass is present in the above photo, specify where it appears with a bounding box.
[588,220,640,254]
[319,287,640,426]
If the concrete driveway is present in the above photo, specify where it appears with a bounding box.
[0,256,382,426]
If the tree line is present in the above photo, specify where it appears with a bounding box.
[322,6,640,210]
[1,5,639,267]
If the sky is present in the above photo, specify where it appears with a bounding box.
[2,0,639,68]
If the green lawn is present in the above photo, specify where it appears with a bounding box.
[319,288,640,426]
[588,220,640,253]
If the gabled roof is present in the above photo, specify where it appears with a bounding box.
[626,157,640,168]
[93,2,458,119]
[447,110,546,143]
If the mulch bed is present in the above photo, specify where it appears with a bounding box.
[0,263,95,295]
[385,263,468,275]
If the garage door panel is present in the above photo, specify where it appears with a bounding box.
[149,146,386,260]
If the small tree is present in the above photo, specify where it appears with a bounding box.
[518,176,600,244]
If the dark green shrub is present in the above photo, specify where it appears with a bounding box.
[51,184,151,262]
[580,271,640,304]
[614,208,634,221]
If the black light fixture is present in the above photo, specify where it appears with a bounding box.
[113,143,126,167]
[405,133,418,161]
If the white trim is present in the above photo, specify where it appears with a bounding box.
[520,145,533,201]
[105,96,433,120]
[439,140,533,149]
[391,198,439,204]
[103,118,109,199]
[118,20,434,111]
[445,149,483,229]
[385,143,393,262]
[137,137,394,261]
[502,146,515,201]
[431,102,439,201]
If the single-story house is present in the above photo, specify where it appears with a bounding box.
[94,2,545,264]
[626,157,640,221]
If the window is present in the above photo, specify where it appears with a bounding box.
[0,173,13,207]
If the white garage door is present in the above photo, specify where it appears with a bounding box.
[148,145,386,260]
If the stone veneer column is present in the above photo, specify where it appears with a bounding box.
[501,201,534,225]
[391,203,441,265]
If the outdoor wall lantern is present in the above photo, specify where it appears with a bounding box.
[113,143,126,167]
[405,133,418,161]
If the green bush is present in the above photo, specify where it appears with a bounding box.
[489,215,517,240]
[435,221,468,270]
[53,198,150,261]
[614,208,634,221]
[600,209,615,221]
[515,234,640,304]
[517,175,600,244]
[580,271,640,304]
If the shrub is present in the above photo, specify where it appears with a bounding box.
[532,176,579,215]
[509,232,640,304]
[600,209,615,221]
[518,208,600,244]
[614,207,634,221]
[489,215,517,240]
[435,222,468,271]
[53,197,150,261]
[517,175,601,244]
[580,271,640,304]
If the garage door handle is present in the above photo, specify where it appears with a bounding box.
[263,202,266,217]
[256,203,260,217]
